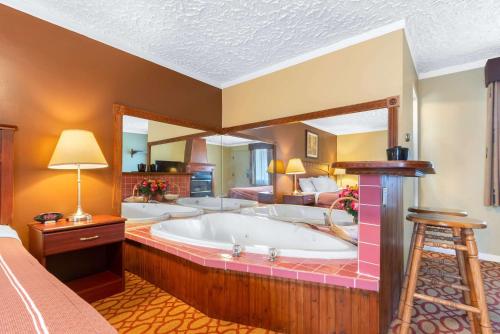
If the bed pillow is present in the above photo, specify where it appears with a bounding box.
[311,176,338,192]
[298,177,316,193]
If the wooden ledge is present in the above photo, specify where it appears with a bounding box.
[332,161,435,177]
[122,172,192,176]
[0,124,17,131]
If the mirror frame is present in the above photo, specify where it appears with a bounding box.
[112,104,220,215]
[112,96,399,214]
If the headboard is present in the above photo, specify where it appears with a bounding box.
[0,125,17,225]
[295,160,331,191]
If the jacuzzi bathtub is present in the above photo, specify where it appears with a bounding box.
[121,202,202,222]
[241,204,355,226]
[150,213,357,259]
[176,197,258,212]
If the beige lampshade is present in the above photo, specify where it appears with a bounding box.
[48,130,108,169]
[285,158,306,175]
[267,159,285,174]
[333,168,346,175]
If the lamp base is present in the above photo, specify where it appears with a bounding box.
[68,212,92,223]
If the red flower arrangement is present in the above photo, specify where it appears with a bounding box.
[337,185,360,220]
[137,179,168,196]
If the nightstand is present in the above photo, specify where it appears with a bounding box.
[29,215,126,302]
[282,193,315,206]
[257,191,275,204]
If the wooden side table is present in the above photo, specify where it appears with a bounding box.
[257,192,275,204]
[29,215,126,302]
[282,193,315,206]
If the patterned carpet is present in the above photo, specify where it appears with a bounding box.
[389,252,500,333]
[92,252,499,333]
[92,272,274,334]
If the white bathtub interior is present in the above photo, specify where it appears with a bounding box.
[241,204,355,226]
[176,197,258,212]
[121,202,202,222]
[151,213,357,259]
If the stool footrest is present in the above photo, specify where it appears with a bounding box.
[413,293,480,314]
[424,241,468,251]
[419,276,470,292]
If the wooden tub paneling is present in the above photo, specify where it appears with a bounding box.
[125,240,380,334]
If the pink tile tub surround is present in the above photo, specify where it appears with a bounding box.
[125,226,379,291]
[358,175,382,278]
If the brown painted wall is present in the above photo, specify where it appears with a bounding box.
[0,5,221,244]
[242,123,337,196]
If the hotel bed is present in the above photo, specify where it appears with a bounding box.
[228,185,273,201]
[0,226,116,334]
[298,176,342,208]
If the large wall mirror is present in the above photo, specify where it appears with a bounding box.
[114,98,396,226]
[227,107,390,206]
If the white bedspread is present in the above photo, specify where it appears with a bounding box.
[0,225,20,241]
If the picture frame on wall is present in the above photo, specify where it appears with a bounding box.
[305,130,319,159]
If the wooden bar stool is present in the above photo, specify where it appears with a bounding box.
[398,207,469,319]
[399,213,492,334]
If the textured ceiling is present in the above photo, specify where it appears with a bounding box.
[3,0,500,87]
[303,109,388,135]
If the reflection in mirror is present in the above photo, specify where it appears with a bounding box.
[233,108,388,235]
[204,134,274,208]
[121,115,225,221]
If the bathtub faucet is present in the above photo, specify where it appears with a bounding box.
[323,212,330,227]
[268,248,278,262]
[232,244,242,257]
[132,184,140,197]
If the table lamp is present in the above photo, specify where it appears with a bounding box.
[48,130,108,222]
[285,158,306,195]
[333,168,346,187]
[267,159,285,174]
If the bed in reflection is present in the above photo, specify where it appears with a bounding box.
[228,185,273,201]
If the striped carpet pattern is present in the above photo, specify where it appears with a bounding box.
[93,253,499,333]
[92,272,274,334]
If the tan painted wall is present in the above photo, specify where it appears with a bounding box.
[148,120,204,142]
[337,131,388,186]
[207,144,223,196]
[221,145,251,195]
[150,141,186,163]
[419,68,500,256]
[222,31,404,127]
[402,35,419,259]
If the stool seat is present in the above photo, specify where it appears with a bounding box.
[406,213,487,229]
[408,206,468,217]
